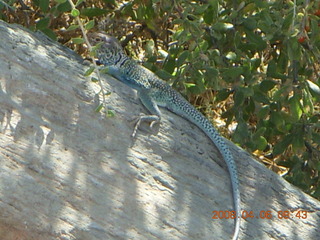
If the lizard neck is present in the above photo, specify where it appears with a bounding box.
[115,54,130,68]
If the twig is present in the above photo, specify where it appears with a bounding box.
[67,0,108,114]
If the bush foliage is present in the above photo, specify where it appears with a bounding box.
[1,0,320,199]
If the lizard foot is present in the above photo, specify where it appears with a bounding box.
[131,114,160,138]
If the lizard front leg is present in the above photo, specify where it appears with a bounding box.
[131,90,161,138]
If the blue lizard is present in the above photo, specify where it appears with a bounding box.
[88,33,241,240]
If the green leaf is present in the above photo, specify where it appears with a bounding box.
[91,42,103,53]
[39,0,49,12]
[155,69,172,80]
[85,20,95,30]
[216,89,232,102]
[245,97,255,115]
[186,82,204,95]
[204,5,214,24]
[243,2,255,13]
[193,4,208,15]
[75,0,84,7]
[273,135,292,155]
[95,103,103,112]
[221,67,243,79]
[84,67,95,76]
[234,89,245,107]
[66,24,79,31]
[257,105,270,119]
[40,28,56,40]
[292,132,304,150]
[91,77,98,82]
[233,121,250,143]
[243,17,257,30]
[81,8,108,17]
[103,0,116,5]
[312,133,320,146]
[211,22,234,32]
[36,17,50,30]
[260,10,273,26]
[208,0,219,11]
[254,127,267,137]
[55,0,66,3]
[270,111,285,129]
[306,80,320,98]
[260,80,277,92]
[107,110,115,117]
[289,95,303,121]
[287,37,301,61]
[266,60,286,80]
[251,58,261,70]
[312,187,320,198]
[184,83,196,88]
[100,67,109,74]
[251,127,267,150]
[204,67,219,88]
[72,37,84,44]
[177,51,189,67]
[273,85,290,101]
[310,17,320,38]
[253,91,270,104]
[163,56,176,74]
[256,136,268,151]
[267,60,276,77]
[57,1,71,12]
[302,94,312,115]
[71,9,80,17]
[282,12,293,31]
[158,49,168,58]
[245,29,267,51]
[225,52,237,60]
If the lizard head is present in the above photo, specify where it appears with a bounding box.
[88,33,125,66]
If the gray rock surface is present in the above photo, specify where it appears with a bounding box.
[0,20,319,240]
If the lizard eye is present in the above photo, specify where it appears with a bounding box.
[94,37,102,42]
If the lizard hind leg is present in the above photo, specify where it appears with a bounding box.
[131,90,162,138]
[131,114,160,138]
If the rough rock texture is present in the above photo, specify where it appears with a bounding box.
[0,20,319,240]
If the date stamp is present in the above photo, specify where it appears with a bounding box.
[212,210,309,220]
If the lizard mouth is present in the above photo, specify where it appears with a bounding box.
[88,32,119,48]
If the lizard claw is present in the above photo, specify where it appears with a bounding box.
[131,114,160,138]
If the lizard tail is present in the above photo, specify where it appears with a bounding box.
[167,96,241,240]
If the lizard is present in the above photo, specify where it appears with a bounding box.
[88,32,241,240]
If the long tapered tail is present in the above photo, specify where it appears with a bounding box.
[168,98,241,240]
